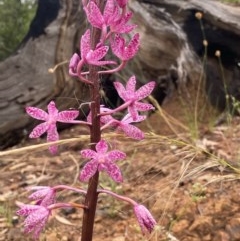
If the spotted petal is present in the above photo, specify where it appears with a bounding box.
[29,122,49,138]
[128,104,139,121]
[23,206,50,239]
[116,0,127,8]
[26,107,48,121]
[135,102,155,111]
[126,75,136,92]
[120,123,144,140]
[111,34,125,59]
[103,0,119,25]
[57,110,79,122]
[81,149,97,159]
[79,160,98,181]
[107,150,126,161]
[85,1,104,29]
[47,101,58,117]
[136,81,155,100]
[81,29,91,59]
[47,125,59,154]
[16,204,40,216]
[121,113,146,124]
[122,33,140,60]
[113,81,127,101]
[96,139,108,153]
[104,162,123,182]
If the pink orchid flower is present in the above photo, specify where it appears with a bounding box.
[84,0,119,29]
[26,101,79,154]
[16,204,51,240]
[79,139,126,182]
[111,33,140,61]
[114,76,155,120]
[69,29,116,78]
[80,29,115,66]
[85,0,136,36]
[134,204,157,234]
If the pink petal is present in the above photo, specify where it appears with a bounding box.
[96,139,108,153]
[16,204,40,216]
[134,205,156,234]
[40,190,56,207]
[107,150,126,161]
[26,107,48,121]
[122,33,140,60]
[81,149,97,159]
[87,46,109,62]
[135,102,155,111]
[29,122,49,138]
[113,81,127,101]
[136,81,155,100]
[79,160,98,182]
[116,23,137,34]
[47,124,58,142]
[103,0,119,25]
[112,12,137,34]
[47,101,58,116]
[126,75,136,92]
[116,0,127,8]
[81,29,91,58]
[128,105,139,121]
[121,113,146,124]
[100,115,115,125]
[57,110,79,122]
[24,207,49,238]
[120,123,144,140]
[85,1,104,29]
[47,125,59,154]
[105,162,123,182]
[28,187,51,200]
[111,34,125,59]
[69,53,80,69]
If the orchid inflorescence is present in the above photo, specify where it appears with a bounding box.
[17,0,157,240]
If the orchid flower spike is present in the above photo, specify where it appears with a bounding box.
[26,101,79,154]
[80,139,126,182]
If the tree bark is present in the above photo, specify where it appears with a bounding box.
[0,0,89,149]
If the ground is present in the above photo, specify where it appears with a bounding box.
[1,92,240,241]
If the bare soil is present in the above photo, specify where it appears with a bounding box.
[1,97,240,241]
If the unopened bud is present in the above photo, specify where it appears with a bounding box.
[48,68,54,73]
[215,50,221,57]
[195,12,203,20]
[203,40,208,47]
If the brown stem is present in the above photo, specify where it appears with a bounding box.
[80,1,104,240]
